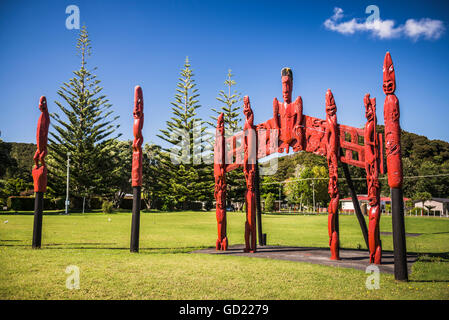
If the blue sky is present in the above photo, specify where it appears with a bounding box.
[1,0,449,146]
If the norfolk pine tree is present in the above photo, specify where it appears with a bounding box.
[157,57,212,210]
[47,26,121,205]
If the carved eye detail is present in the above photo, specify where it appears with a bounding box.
[389,65,394,72]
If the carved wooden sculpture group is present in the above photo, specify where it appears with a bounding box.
[30,52,408,280]
[213,52,405,273]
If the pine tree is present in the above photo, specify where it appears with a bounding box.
[48,26,121,203]
[209,70,245,206]
[208,69,243,133]
[141,143,166,209]
[157,57,212,210]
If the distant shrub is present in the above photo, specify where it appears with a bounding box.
[7,196,34,211]
[102,200,114,214]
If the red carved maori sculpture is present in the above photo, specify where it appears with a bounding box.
[214,113,228,250]
[130,85,144,253]
[383,52,408,281]
[32,96,50,192]
[383,52,402,189]
[132,86,144,187]
[213,64,390,264]
[325,89,340,260]
[272,68,304,153]
[243,96,257,253]
[364,94,382,264]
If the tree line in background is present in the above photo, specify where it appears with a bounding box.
[1,26,449,212]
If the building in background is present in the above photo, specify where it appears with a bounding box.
[413,198,449,217]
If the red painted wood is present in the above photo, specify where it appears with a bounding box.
[383,52,403,189]
[364,94,382,264]
[325,89,340,260]
[213,60,391,263]
[214,113,228,250]
[243,96,257,253]
[132,86,144,187]
[32,96,50,193]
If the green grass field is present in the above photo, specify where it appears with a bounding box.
[0,211,448,299]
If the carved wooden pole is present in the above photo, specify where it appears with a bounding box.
[130,86,144,253]
[255,158,266,246]
[383,52,408,280]
[325,89,340,260]
[214,113,228,250]
[32,96,49,249]
[364,94,382,264]
[243,96,257,253]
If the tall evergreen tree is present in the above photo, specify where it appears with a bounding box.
[208,70,242,132]
[157,57,212,210]
[47,26,121,203]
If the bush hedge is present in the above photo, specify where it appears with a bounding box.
[6,196,105,211]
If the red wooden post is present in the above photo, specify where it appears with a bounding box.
[325,89,340,260]
[32,96,50,248]
[383,52,408,281]
[214,113,228,250]
[243,96,257,253]
[363,94,382,264]
[130,85,144,253]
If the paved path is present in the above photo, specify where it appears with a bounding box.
[192,245,418,274]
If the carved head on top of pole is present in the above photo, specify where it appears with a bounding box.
[364,94,376,123]
[281,67,293,104]
[383,52,396,95]
[39,96,47,113]
[133,86,144,121]
[216,112,225,135]
[325,89,337,117]
[243,96,254,127]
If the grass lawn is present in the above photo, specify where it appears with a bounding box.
[0,211,448,299]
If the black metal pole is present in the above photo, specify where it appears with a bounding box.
[391,187,408,281]
[130,186,141,253]
[255,160,266,246]
[32,191,43,249]
[341,162,370,250]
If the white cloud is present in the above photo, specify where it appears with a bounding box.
[324,7,445,41]
[404,18,446,40]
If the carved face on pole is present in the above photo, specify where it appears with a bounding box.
[39,96,47,112]
[133,86,144,119]
[243,96,253,121]
[364,94,375,122]
[325,89,336,117]
[383,52,396,95]
[281,68,293,104]
[217,113,225,135]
